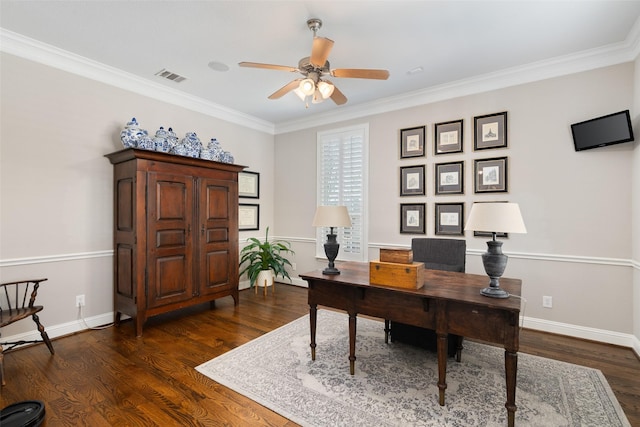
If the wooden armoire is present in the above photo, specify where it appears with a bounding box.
[106,148,245,336]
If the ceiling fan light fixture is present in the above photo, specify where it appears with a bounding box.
[299,78,315,96]
[317,81,334,99]
[312,89,325,104]
[294,87,306,101]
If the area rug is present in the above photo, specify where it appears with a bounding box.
[196,310,630,427]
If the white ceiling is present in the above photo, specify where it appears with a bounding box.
[2,1,640,130]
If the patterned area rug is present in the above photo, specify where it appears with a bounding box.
[196,310,630,427]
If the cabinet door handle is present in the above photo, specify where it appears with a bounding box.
[201,224,205,235]
[187,224,191,235]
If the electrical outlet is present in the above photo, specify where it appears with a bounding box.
[542,296,552,308]
[292,262,297,271]
[76,294,85,307]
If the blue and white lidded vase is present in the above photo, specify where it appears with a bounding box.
[153,126,170,152]
[137,135,154,150]
[181,132,202,158]
[120,117,148,148]
[201,138,223,161]
[221,151,235,164]
[166,127,179,152]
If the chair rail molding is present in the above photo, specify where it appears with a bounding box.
[0,250,113,267]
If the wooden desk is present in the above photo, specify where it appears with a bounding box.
[300,261,522,427]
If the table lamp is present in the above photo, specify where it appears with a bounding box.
[464,202,527,298]
[312,206,352,275]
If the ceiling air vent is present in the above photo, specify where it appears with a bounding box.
[155,69,187,83]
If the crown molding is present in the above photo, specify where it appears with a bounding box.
[0,28,275,135]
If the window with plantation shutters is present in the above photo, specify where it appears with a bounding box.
[316,124,368,262]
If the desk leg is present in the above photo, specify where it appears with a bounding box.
[384,319,390,344]
[348,312,357,375]
[505,350,518,427]
[437,332,448,406]
[309,304,317,361]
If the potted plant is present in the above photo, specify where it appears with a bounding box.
[239,227,295,289]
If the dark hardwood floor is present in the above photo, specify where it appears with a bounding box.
[2,284,639,426]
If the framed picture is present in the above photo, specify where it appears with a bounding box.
[400,165,425,196]
[434,119,463,154]
[474,111,507,150]
[435,161,464,195]
[238,171,260,198]
[435,203,464,236]
[238,203,259,230]
[474,157,508,193]
[400,126,426,158]
[400,203,426,234]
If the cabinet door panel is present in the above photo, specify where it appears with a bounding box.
[147,172,194,307]
[198,179,237,295]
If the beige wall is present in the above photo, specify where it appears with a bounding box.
[275,63,637,345]
[0,53,275,336]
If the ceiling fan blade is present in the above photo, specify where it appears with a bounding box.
[239,62,298,72]
[310,37,334,68]
[329,84,347,105]
[268,79,303,99]
[331,68,390,80]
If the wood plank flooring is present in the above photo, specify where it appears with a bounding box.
[2,284,639,426]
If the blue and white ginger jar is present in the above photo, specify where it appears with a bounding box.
[153,127,171,153]
[166,128,179,151]
[201,138,224,161]
[120,117,148,148]
[181,132,202,158]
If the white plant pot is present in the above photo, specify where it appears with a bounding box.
[256,269,275,288]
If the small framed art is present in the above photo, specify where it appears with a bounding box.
[238,171,260,198]
[435,161,464,195]
[435,203,464,236]
[400,203,426,234]
[239,203,259,230]
[434,119,463,154]
[400,165,425,196]
[400,126,426,158]
[474,157,508,193]
[474,111,507,150]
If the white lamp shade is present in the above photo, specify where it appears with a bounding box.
[312,206,352,228]
[464,202,527,234]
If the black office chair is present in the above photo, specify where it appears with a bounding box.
[388,238,466,361]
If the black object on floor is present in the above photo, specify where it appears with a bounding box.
[1,400,45,427]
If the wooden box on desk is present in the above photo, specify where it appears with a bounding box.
[369,261,425,289]
[379,247,413,264]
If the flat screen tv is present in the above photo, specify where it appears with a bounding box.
[571,110,634,151]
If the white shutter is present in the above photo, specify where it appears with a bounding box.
[316,124,368,262]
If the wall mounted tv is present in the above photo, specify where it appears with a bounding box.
[571,110,634,151]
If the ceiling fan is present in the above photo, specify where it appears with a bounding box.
[239,18,390,106]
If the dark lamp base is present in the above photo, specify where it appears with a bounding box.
[322,267,341,275]
[480,239,511,299]
[481,286,510,298]
[322,231,341,275]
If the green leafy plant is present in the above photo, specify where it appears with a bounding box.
[239,227,295,287]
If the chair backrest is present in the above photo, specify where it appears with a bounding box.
[411,238,466,272]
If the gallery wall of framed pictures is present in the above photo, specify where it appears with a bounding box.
[398,112,510,236]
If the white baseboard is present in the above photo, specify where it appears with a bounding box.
[1,311,114,351]
[522,316,639,353]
